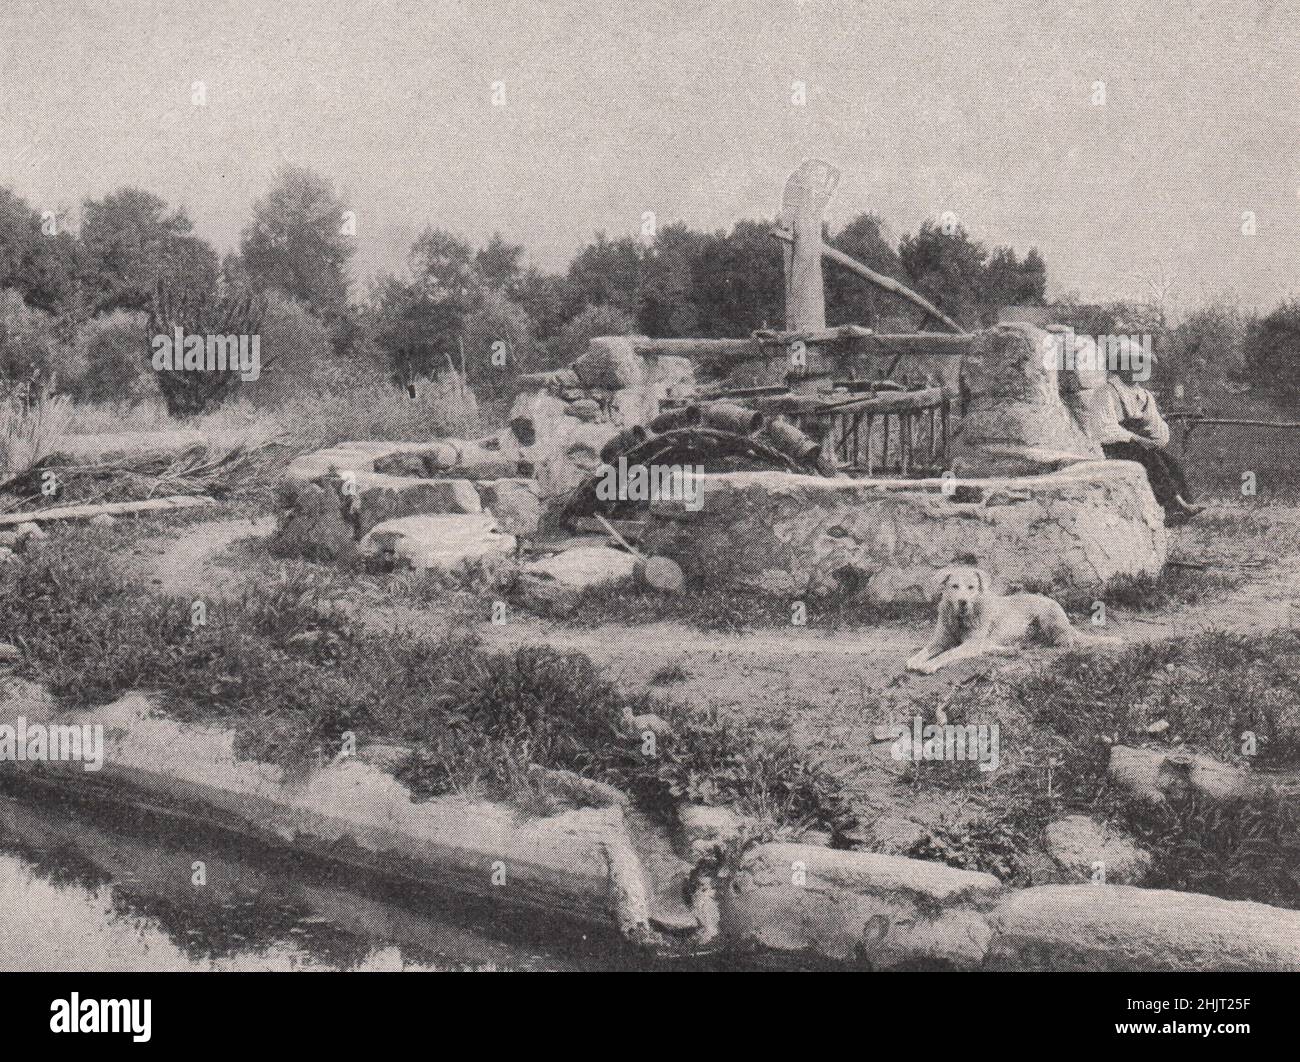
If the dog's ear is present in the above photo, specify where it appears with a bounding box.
[930,567,954,600]
[973,568,993,592]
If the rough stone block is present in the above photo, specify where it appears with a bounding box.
[987,884,1300,971]
[722,843,1002,968]
[642,463,1166,602]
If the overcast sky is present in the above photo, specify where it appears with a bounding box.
[2,0,1298,311]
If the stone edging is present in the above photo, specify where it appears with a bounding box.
[5,687,1300,970]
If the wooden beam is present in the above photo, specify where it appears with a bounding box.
[0,495,215,528]
[770,226,966,334]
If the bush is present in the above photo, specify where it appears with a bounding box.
[1244,299,1300,405]
[0,288,69,385]
[550,303,634,364]
[244,293,338,406]
[68,309,156,403]
[461,290,535,400]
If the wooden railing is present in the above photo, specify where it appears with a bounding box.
[796,387,953,476]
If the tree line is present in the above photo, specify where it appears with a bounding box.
[0,162,1103,417]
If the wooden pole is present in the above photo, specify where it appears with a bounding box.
[770,227,966,335]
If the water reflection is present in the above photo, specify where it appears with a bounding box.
[0,787,625,972]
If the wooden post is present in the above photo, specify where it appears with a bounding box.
[778,160,840,333]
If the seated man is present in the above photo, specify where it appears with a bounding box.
[1097,354,1203,523]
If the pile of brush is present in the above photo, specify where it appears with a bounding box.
[0,437,287,515]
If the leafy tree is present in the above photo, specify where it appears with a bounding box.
[0,288,68,384]
[80,187,216,315]
[825,213,914,328]
[474,232,525,296]
[1245,299,1300,405]
[980,246,1047,322]
[689,220,784,337]
[0,188,80,312]
[239,166,353,317]
[515,266,582,347]
[565,232,643,318]
[637,222,705,338]
[898,219,989,330]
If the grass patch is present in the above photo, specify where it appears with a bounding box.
[885,630,1300,906]
[563,581,930,634]
[1021,565,1245,617]
[0,524,854,837]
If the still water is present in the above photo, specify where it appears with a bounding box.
[0,785,646,972]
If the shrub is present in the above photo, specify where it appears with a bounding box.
[243,293,338,406]
[68,309,156,403]
[0,288,69,385]
[550,303,634,364]
[461,289,535,400]
[1244,299,1300,405]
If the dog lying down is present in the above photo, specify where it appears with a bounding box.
[906,566,1120,675]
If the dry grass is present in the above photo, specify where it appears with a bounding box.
[64,372,481,454]
[0,390,75,474]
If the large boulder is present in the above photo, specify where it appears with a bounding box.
[722,843,1002,968]
[641,463,1165,602]
[950,323,1102,476]
[514,544,639,617]
[359,513,515,572]
[987,884,1300,971]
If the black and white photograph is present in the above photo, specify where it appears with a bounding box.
[0,0,1297,1042]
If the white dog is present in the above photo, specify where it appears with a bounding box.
[906,566,1120,674]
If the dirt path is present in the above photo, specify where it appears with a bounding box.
[131,515,278,600]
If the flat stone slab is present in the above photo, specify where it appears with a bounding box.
[642,461,1166,601]
[284,442,540,540]
[360,513,514,571]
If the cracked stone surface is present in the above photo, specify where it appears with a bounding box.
[642,461,1166,602]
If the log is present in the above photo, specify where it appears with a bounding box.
[813,387,946,417]
[699,402,764,435]
[0,495,215,528]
